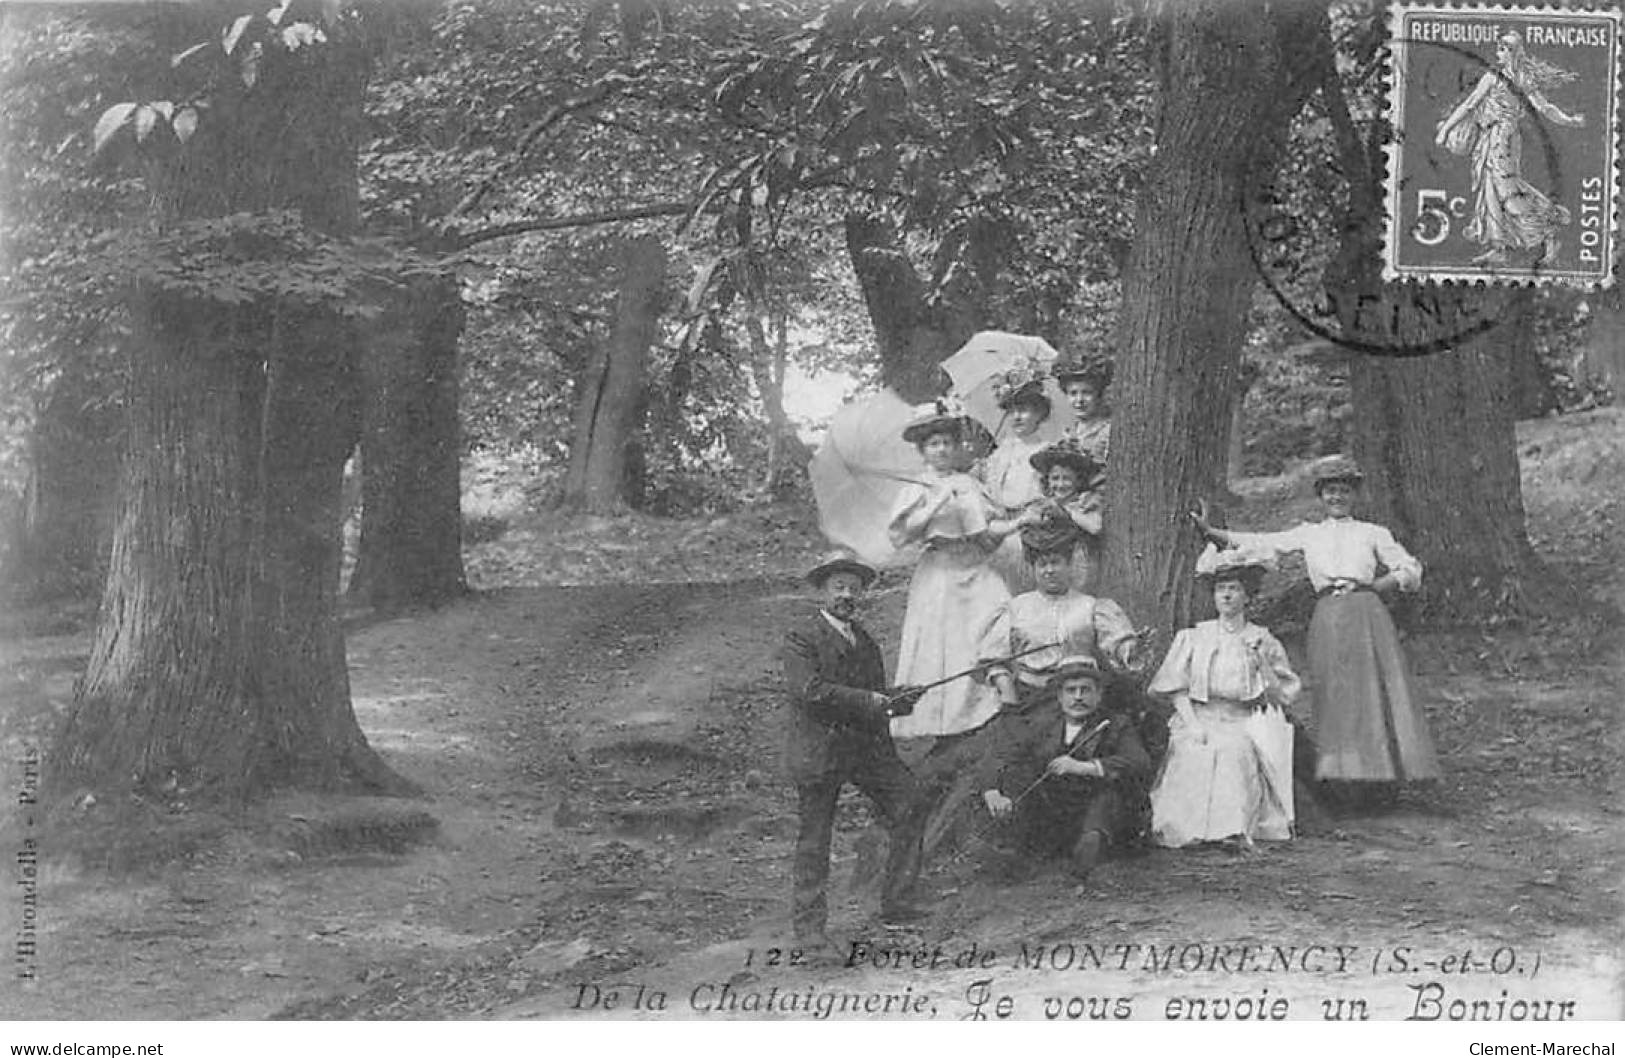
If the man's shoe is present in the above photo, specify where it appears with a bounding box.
[1068,831,1104,880]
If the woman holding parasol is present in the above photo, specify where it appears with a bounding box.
[887,406,1032,745]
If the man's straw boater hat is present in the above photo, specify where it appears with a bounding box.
[806,549,877,588]
[1049,654,1104,686]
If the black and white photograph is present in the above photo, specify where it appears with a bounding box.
[0,0,1621,1039]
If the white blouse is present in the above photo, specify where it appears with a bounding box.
[1231,518,1422,593]
[977,589,1137,687]
[1150,620,1301,706]
[981,435,1047,512]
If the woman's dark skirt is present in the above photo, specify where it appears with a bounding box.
[1307,591,1441,781]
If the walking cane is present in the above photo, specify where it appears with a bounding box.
[941,716,1113,869]
[884,641,1064,707]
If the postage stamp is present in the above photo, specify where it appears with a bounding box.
[1384,3,1622,287]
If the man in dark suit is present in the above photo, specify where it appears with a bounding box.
[782,551,927,949]
[980,655,1150,879]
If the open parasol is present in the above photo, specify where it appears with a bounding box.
[808,388,930,568]
[941,330,1075,445]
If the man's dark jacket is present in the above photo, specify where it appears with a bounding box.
[780,611,897,783]
[981,703,1151,797]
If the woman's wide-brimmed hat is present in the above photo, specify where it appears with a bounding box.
[995,378,1052,415]
[806,549,878,588]
[1052,356,1113,390]
[1020,516,1088,557]
[901,400,967,446]
[1029,438,1101,482]
[1049,654,1104,687]
[1311,454,1365,489]
[1194,543,1272,590]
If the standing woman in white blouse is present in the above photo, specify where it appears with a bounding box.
[1192,456,1442,797]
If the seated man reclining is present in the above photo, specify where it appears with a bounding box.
[978,654,1151,880]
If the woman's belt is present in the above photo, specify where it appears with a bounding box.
[1316,583,1374,599]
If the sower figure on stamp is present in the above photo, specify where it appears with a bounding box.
[781,551,928,951]
[978,656,1151,881]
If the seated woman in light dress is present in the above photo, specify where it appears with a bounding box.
[1192,455,1440,810]
[1149,546,1301,848]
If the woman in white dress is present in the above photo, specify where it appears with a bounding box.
[888,410,1028,744]
[1193,455,1441,801]
[1149,547,1301,848]
[980,381,1052,593]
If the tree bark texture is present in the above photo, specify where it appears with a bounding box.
[349,273,468,612]
[50,25,407,801]
[1345,293,1558,620]
[844,210,983,403]
[1099,0,1327,632]
[5,367,119,603]
[562,234,667,515]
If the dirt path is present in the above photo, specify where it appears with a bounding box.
[2,556,1618,1021]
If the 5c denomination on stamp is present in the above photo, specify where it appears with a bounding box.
[1384,3,1622,287]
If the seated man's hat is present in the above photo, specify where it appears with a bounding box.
[1050,654,1104,686]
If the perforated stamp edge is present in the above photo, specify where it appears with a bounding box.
[1380,2,1623,290]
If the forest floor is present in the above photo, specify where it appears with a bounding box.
[0,407,1620,1022]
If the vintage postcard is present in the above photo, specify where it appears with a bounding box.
[1384,3,1622,287]
[2,0,1623,1046]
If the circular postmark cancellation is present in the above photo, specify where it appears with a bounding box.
[1240,3,1622,358]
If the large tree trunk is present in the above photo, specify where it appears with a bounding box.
[49,24,407,802]
[1316,45,1557,623]
[844,210,983,403]
[1099,0,1326,631]
[5,368,119,603]
[1347,304,1554,620]
[561,234,666,514]
[349,273,468,612]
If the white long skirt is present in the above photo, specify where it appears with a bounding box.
[1150,699,1295,847]
[891,539,1007,739]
